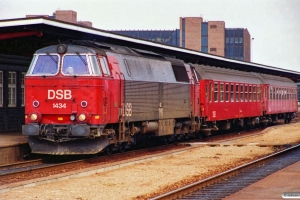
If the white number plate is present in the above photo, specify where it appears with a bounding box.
[53,103,67,108]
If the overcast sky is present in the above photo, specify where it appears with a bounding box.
[1,0,299,72]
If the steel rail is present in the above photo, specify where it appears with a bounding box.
[0,159,43,172]
[149,143,300,200]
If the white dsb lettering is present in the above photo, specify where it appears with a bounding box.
[48,90,72,99]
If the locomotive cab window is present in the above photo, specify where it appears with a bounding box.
[98,57,111,76]
[28,54,59,76]
[62,54,90,75]
[89,55,102,75]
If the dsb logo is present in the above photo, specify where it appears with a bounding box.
[48,90,72,100]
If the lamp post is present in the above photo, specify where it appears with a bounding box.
[251,37,254,62]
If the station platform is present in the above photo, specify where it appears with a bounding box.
[0,132,30,165]
[226,160,300,199]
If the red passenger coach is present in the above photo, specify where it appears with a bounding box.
[191,64,297,131]
[258,74,298,123]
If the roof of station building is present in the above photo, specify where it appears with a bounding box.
[0,17,299,82]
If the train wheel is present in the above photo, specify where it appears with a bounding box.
[163,136,169,145]
[106,146,113,155]
[119,143,126,153]
[195,132,202,139]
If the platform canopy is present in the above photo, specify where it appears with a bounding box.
[1,17,300,82]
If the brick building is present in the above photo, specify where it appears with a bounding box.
[26,11,251,61]
[26,10,92,27]
[115,17,251,62]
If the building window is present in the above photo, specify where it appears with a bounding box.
[210,48,217,52]
[21,72,25,107]
[210,25,217,29]
[0,71,2,107]
[8,71,17,107]
[201,22,208,53]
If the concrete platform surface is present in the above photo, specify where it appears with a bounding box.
[226,160,300,199]
[0,132,27,148]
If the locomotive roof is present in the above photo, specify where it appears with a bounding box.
[35,40,166,61]
[35,44,101,54]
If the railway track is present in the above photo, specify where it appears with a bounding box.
[0,126,267,186]
[0,144,192,187]
[0,121,296,194]
[150,143,300,200]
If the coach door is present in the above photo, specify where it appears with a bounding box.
[207,81,213,116]
[202,81,212,118]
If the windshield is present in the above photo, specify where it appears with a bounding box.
[30,54,59,75]
[62,55,90,75]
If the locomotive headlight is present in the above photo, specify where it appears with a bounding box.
[29,112,41,122]
[78,113,86,122]
[57,44,67,54]
[30,113,38,121]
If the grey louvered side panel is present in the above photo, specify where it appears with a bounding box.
[162,83,191,119]
[124,80,191,121]
[124,81,159,121]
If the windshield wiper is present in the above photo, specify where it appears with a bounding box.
[46,52,58,64]
[76,52,87,66]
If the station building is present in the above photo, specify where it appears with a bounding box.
[27,10,252,61]
[113,17,251,62]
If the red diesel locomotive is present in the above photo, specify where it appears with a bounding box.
[22,40,298,155]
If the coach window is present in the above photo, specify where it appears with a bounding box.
[214,82,218,102]
[270,87,273,100]
[254,86,257,101]
[209,82,212,102]
[220,83,224,102]
[245,85,248,102]
[235,84,239,102]
[249,86,253,101]
[240,84,244,102]
[8,71,16,107]
[99,57,111,76]
[0,71,2,107]
[230,84,234,102]
[258,87,261,101]
[225,83,229,102]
